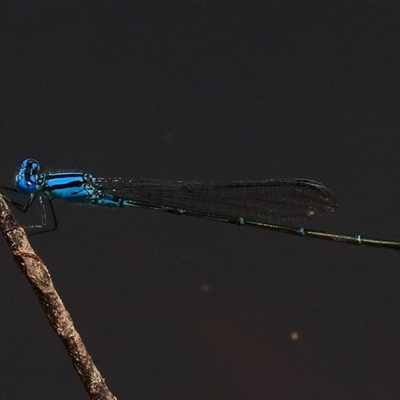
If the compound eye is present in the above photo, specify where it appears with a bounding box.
[15,158,40,194]
[16,176,38,194]
[22,158,40,175]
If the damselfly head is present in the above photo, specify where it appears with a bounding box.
[15,158,40,194]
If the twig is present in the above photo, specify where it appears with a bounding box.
[0,194,117,400]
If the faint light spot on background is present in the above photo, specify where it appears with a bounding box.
[291,331,299,340]
[200,283,211,293]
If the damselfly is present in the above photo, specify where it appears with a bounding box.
[1,158,399,250]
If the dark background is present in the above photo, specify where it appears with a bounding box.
[1,3,400,399]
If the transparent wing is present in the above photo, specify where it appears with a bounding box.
[97,178,338,223]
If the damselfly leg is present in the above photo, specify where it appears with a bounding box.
[0,186,58,234]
